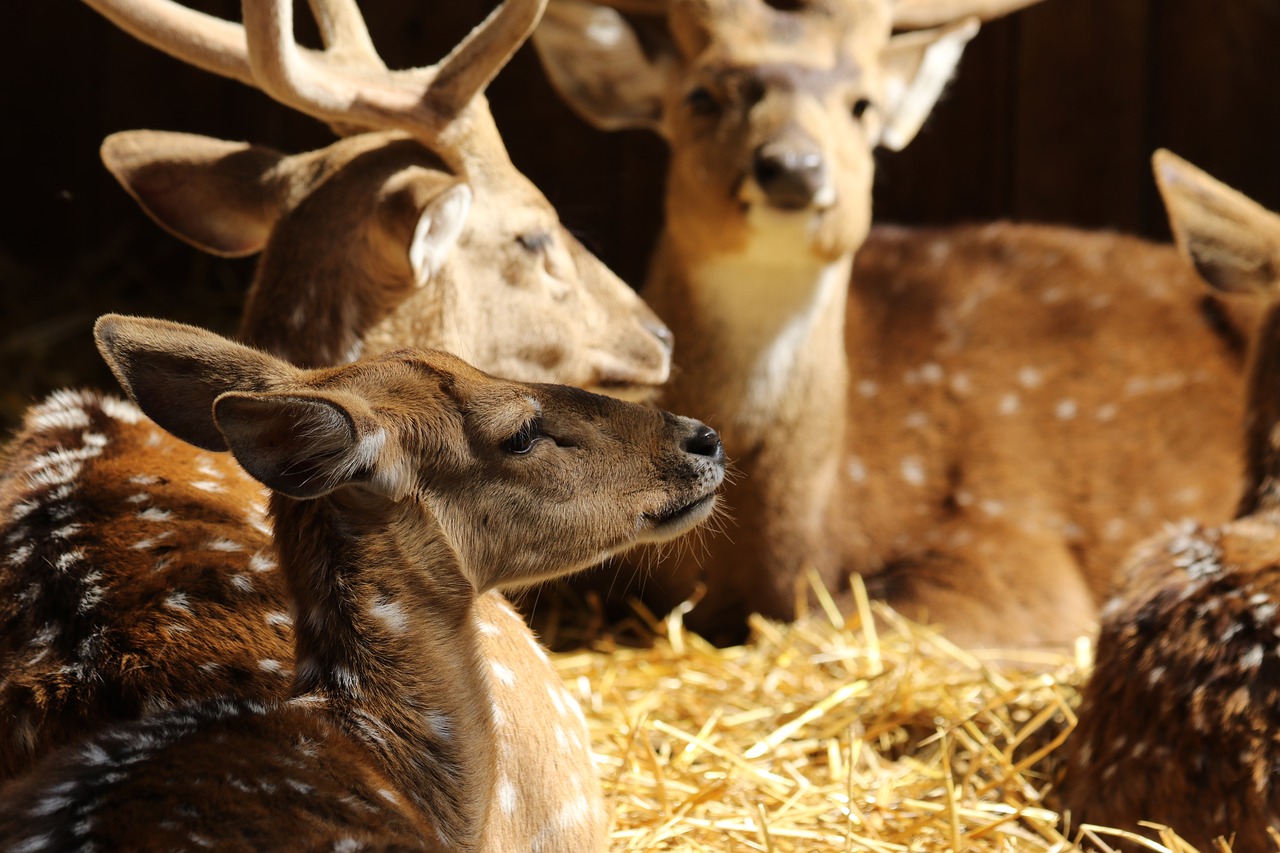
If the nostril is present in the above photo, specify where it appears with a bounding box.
[645,318,674,353]
[683,424,724,461]
[752,146,827,210]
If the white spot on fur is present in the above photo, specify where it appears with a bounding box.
[137,507,172,523]
[900,457,926,487]
[1017,367,1042,389]
[998,394,1020,415]
[205,538,243,552]
[230,574,254,593]
[259,659,287,675]
[856,380,879,398]
[249,553,276,573]
[100,396,142,423]
[491,661,516,687]
[371,599,408,634]
[497,777,518,815]
[1096,403,1119,422]
[904,412,928,430]
[1055,399,1078,420]
[164,592,192,615]
[191,481,223,493]
[1243,645,1265,669]
[846,457,867,484]
[266,612,293,628]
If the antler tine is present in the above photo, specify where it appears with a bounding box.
[891,0,1043,28]
[82,0,257,88]
[425,0,549,121]
[305,0,384,68]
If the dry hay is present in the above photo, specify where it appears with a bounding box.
[546,574,1219,853]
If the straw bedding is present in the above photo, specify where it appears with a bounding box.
[542,576,1222,853]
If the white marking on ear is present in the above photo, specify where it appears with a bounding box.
[409,183,473,287]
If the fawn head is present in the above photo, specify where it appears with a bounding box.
[534,0,1014,264]
[89,0,672,394]
[94,315,725,591]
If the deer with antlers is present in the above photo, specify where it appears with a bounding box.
[1059,152,1280,853]
[0,315,725,851]
[0,0,674,844]
[533,0,1258,647]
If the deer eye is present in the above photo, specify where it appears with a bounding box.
[685,86,721,117]
[851,98,874,121]
[503,419,542,455]
[517,231,553,254]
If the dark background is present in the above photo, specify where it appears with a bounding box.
[4,0,1279,431]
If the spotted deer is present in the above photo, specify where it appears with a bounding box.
[533,0,1258,646]
[0,0,670,843]
[1059,152,1280,852]
[0,315,725,851]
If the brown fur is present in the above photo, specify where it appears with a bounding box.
[1060,153,1280,850]
[0,0,672,846]
[535,1,1257,647]
[0,317,725,851]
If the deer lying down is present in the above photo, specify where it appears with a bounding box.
[0,0,671,844]
[534,0,1256,647]
[0,316,725,852]
[1059,152,1280,852]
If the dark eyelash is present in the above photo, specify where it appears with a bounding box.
[502,419,542,455]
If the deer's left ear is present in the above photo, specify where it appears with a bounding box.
[878,18,980,151]
[213,391,407,500]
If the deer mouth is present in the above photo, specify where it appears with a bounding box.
[642,492,718,542]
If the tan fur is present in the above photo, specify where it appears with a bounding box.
[1061,153,1280,851]
[0,317,725,851]
[535,1,1259,648]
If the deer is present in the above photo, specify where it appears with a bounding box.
[0,0,671,842]
[1058,152,1280,853]
[0,314,725,851]
[85,0,672,389]
[532,0,1260,647]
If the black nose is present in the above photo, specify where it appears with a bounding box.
[683,423,724,462]
[645,317,674,354]
[752,144,826,210]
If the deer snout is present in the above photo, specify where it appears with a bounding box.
[751,142,828,211]
[682,422,725,466]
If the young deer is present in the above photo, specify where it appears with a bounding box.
[0,316,724,851]
[87,0,671,390]
[0,0,669,841]
[534,0,1257,646]
[1059,153,1280,853]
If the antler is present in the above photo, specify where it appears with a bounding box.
[891,0,1043,28]
[82,0,547,140]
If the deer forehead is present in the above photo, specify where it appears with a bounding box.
[681,1,889,68]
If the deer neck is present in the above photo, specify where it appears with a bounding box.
[647,226,853,453]
[271,492,493,853]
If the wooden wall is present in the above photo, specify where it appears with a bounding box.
[3,0,1279,428]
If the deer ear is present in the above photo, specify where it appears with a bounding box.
[94,314,294,452]
[1153,149,1280,297]
[213,392,387,500]
[375,171,473,288]
[533,0,672,133]
[878,18,980,151]
[101,130,288,257]
[409,183,473,287]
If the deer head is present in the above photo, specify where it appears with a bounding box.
[532,0,1022,264]
[86,0,673,394]
[0,314,725,850]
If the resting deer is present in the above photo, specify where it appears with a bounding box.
[534,0,1257,646]
[1059,152,1280,853]
[0,0,669,842]
[0,315,725,851]
[87,0,671,388]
